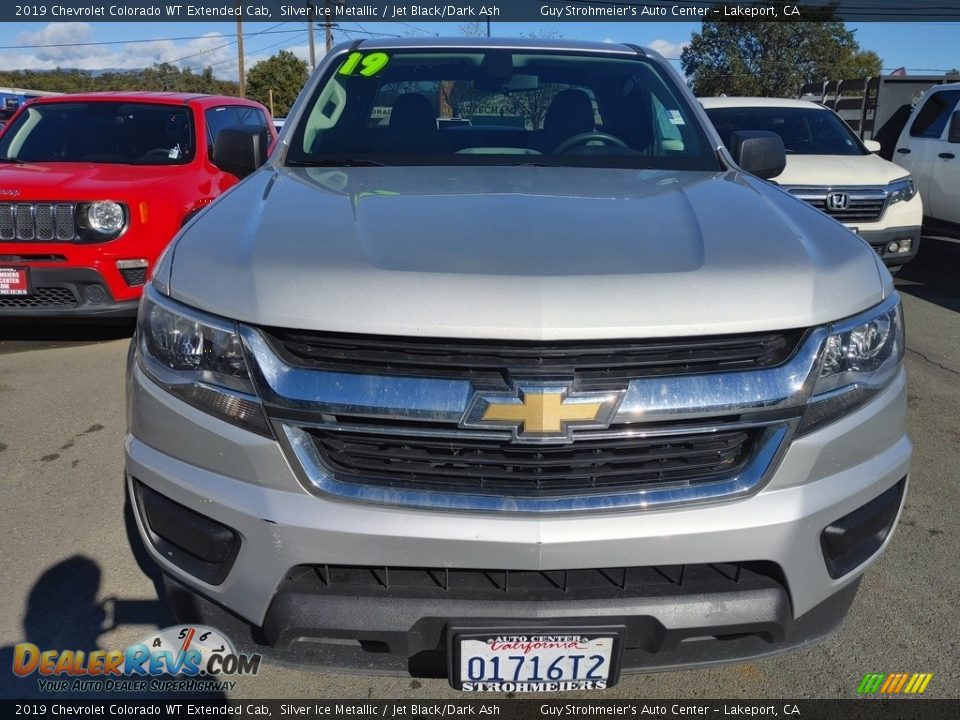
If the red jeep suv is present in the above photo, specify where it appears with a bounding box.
[0,92,275,317]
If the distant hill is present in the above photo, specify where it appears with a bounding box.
[0,64,239,96]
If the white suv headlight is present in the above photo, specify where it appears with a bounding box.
[800,294,904,435]
[886,177,916,205]
[136,285,271,436]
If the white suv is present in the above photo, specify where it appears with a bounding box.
[702,97,923,271]
[893,82,960,235]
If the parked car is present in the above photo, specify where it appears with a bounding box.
[701,97,923,272]
[273,117,286,133]
[126,39,909,691]
[892,82,960,236]
[0,92,275,317]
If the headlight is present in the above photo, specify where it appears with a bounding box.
[799,295,904,435]
[886,177,916,205]
[136,286,271,436]
[77,201,127,241]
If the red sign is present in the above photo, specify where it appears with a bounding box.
[0,266,30,295]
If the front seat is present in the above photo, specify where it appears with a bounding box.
[387,93,438,151]
[538,89,596,152]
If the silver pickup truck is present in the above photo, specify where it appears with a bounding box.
[125,39,910,692]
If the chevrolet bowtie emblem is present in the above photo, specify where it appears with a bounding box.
[461,384,625,443]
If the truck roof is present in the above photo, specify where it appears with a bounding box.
[24,91,265,109]
[698,97,826,110]
[343,37,650,56]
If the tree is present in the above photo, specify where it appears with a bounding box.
[245,50,309,118]
[681,6,883,97]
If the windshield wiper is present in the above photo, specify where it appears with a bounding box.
[0,156,27,164]
[287,158,386,167]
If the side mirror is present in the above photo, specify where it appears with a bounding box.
[730,130,786,180]
[212,126,268,179]
[863,139,882,153]
[949,111,960,144]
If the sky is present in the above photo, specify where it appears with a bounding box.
[0,20,956,84]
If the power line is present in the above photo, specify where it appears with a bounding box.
[395,21,438,35]
[206,31,308,71]
[162,21,288,65]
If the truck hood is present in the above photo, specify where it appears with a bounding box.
[775,153,909,187]
[167,165,886,340]
[0,161,183,200]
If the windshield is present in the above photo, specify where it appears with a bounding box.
[0,102,195,165]
[286,48,719,170]
[705,106,866,156]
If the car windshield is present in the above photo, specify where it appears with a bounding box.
[0,102,195,165]
[285,48,719,170]
[705,106,867,156]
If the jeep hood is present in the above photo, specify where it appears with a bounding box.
[167,166,886,340]
[0,161,184,199]
[776,153,909,187]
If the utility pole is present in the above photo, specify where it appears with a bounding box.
[325,0,334,51]
[307,0,316,71]
[235,2,245,96]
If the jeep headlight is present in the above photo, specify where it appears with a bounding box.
[799,295,904,435]
[886,177,916,205]
[136,285,271,436]
[76,201,127,241]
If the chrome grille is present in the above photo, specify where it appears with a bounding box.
[237,322,826,513]
[0,203,77,242]
[787,187,888,224]
[303,423,759,496]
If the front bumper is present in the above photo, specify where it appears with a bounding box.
[125,356,910,673]
[857,226,921,267]
[0,266,139,318]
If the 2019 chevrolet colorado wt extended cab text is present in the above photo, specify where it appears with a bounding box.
[125,39,911,691]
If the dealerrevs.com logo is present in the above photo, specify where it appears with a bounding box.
[12,625,261,693]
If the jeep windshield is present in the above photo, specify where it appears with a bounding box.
[705,106,868,156]
[0,102,194,165]
[285,48,719,170]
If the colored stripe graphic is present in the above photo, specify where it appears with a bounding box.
[857,674,886,694]
[857,673,933,694]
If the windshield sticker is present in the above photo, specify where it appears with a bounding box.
[667,109,685,125]
[338,52,390,78]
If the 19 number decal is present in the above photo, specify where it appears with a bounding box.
[338,52,390,77]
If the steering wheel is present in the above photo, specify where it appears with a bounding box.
[553,131,629,154]
[141,148,174,159]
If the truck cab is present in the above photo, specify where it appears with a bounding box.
[701,97,923,271]
[893,82,960,234]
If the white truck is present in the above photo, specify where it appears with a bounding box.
[892,82,960,236]
[701,97,923,271]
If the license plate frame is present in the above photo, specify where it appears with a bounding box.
[0,265,31,296]
[448,625,625,692]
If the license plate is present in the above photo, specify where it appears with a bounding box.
[0,266,30,296]
[451,629,621,692]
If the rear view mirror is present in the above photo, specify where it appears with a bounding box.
[730,130,786,180]
[949,111,960,144]
[212,126,268,179]
[863,139,882,153]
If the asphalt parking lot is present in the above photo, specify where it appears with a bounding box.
[1,238,958,701]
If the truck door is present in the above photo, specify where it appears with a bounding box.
[928,93,960,224]
[894,88,960,211]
